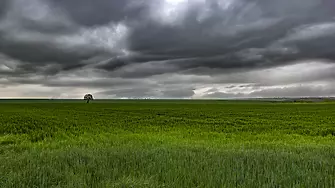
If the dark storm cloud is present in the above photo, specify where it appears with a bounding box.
[49,0,151,27]
[5,77,143,88]
[95,0,335,77]
[0,0,124,75]
[2,0,335,98]
[0,0,9,19]
[0,39,106,69]
[1,0,335,72]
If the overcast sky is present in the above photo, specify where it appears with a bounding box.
[1,0,335,99]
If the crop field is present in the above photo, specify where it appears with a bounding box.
[0,100,335,187]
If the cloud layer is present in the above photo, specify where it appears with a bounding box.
[1,0,335,98]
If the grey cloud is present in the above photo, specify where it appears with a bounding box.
[203,84,335,99]
[161,88,195,99]
[206,88,220,93]
[96,87,157,99]
[203,92,247,99]
[190,61,335,86]
[49,0,152,27]
[0,0,9,19]
[45,79,146,88]
[0,0,125,75]
[96,86,195,99]
[2,0,335,98]
[96,0,335,77]
[2,0,335,74]
[249,84,335,98]
[4,74,150,88]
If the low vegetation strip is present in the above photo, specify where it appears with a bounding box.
[0,100,334,187]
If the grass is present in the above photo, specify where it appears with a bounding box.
[0,100,335,187]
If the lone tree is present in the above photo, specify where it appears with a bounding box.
[84,94,94,103]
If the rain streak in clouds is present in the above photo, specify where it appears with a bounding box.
[1,0,335,99]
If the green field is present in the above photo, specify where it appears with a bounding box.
[0,100,335,187]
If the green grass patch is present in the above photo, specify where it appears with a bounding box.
[0,100,335,187]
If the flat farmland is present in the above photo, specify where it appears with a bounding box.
[0,100,335,187]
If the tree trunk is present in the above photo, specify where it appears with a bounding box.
[87,100,89,103]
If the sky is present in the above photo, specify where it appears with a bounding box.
[1,0,335,99]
